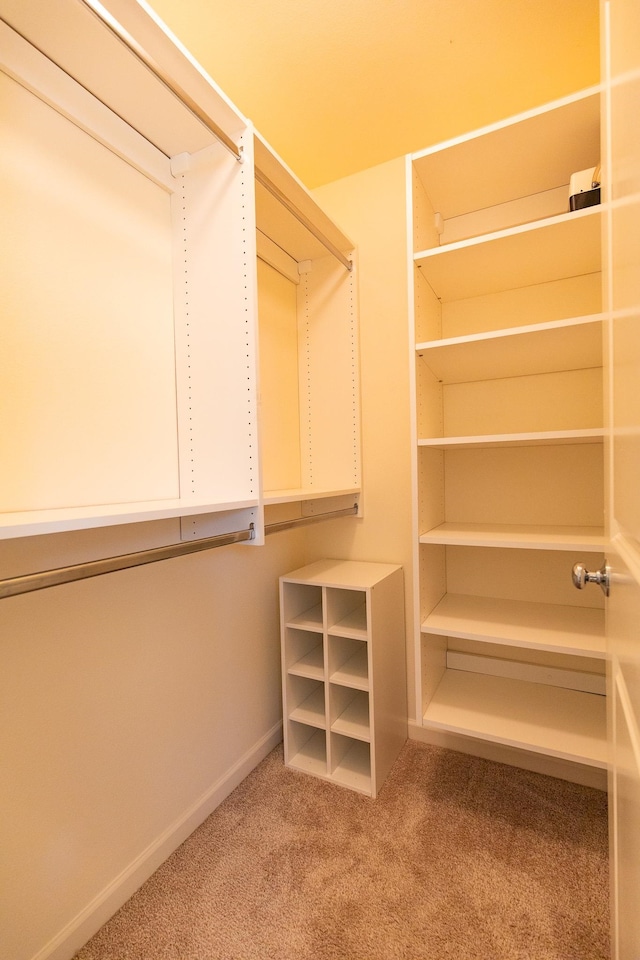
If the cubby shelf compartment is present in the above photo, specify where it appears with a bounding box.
[280,560,406,798]
[422,594,606,658]
[331,736,372,794]
[423,670,607,768]
[287,644,324,680]
[331,689,370,741]
[287,724,327,777]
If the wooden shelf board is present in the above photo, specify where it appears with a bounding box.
[422,594,605,658]
[418,429,604,450]
[331,691,370,741]
[423,670,607,767]
[330,647,369,690]
[289,687,326,728]
[414,209,601,302]
[416,315,603,384]
[420,522,606,551]
[288,645,324,680]
[287,603,323,632]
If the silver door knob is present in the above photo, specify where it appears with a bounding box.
[572,561,610,596]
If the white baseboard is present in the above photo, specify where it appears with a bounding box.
[34,722,283,960]
[408,719,608,791]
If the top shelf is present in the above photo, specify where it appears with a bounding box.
[0,0,247,157]
[412,88,600,222]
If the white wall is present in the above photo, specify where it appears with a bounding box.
[0,520,307,960]
[309,158,416,717]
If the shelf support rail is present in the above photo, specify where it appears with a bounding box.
[0,505,358,599]
[76,0,243,162]
[255,169,353,272]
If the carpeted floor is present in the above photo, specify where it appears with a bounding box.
[75,741,609,960]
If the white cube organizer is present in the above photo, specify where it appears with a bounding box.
[280,559,407,797]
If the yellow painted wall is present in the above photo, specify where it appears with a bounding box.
[306,158,415,713]
[0,521,307,960]
[150,0,600,187]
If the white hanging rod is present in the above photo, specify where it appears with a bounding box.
[255,169,353,272]
[77,0,243,162]
[0,506,357,599]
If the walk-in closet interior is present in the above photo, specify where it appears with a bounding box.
[0,0,638,958]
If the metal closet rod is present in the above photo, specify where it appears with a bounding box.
[255,169,353,272]
[79,2,352,273]
[0,505,358,600]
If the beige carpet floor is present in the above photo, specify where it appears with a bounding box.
[75,741,609,960]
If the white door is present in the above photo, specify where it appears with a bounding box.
[601,1,640,957]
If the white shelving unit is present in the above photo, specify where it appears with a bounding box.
[0,0,361,543]
[280,560,407,797]
[254,135,362,525]
[407,87,607,784]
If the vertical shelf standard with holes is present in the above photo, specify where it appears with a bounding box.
[280,559,406,797]
[407,87,608,788]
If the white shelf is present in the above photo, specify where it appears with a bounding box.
[331,691,370,741]
[420,522,605,551]
[424,670,607,768]
[411,88,600,222]
[422,594,605,658]
[418,429,604,450]
[287,604,323,632]
[288,645,324,680]
[264,486,360,505]
[329,606,368,639]
[288,729,327,776]
[415,208,601,302]
[330,647,369,690]
[289,687,326,728]
[331,739,372,794]
[416,315,603,384]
